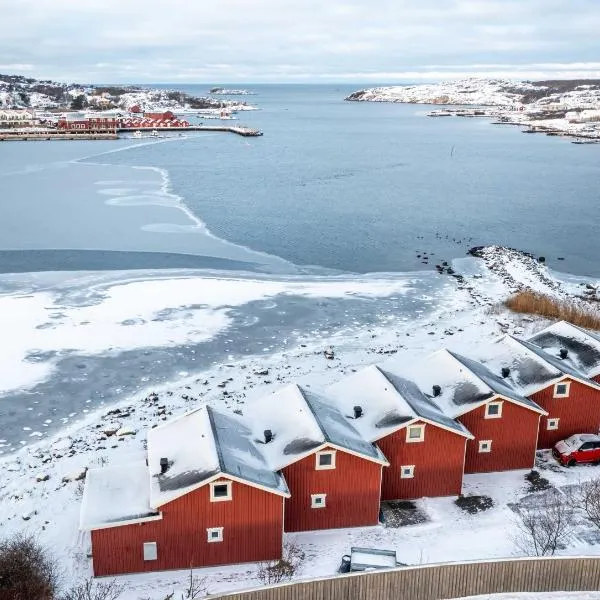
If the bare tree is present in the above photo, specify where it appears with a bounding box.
[61,578,123,600]
[575,478,600,529]
[0,533,60,600]
[513,489,575,556]
[181,569,207,599]
[256,542,305,585]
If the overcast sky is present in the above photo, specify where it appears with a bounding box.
[1,0,599,83]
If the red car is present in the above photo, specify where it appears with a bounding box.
[553,434,600,466]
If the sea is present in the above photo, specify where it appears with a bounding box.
[0,83,598,452]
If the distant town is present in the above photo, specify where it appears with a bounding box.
[0,74,262,139]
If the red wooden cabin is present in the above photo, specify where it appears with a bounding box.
[409,350,546,473]
[80,407,288,576]
[57,116,117,131]
[478,333,600,449]
[249,384,388,532]
[328,365,473,500]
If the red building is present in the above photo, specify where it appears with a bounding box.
[409,350,547,474]
[328,366,473,500]
[144,110,176,120]
[80,407,288,576]
[478,334,600,449]
[249,384,388,532]
[57,115,117,132]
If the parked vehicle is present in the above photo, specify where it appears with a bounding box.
[553,434,600,466]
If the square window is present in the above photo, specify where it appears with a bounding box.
[485,402,503,419]
[478,440,492,453]
[547,418,560,431]
[210,481,232,502]
[315,450,336,470]
[143,542,157,561]
[207,527,223,543]
[311,494,326,508]
[400,465,415,479]
[554,382,570,398]
[406,424,425,443]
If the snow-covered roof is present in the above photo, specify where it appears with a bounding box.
[405,349,545,418]
[528,321,600,379]
[327,365,471,442]
[478,334,600,395]
[147,406,288,507]
[80,460,159,530]
[248,384,386,471]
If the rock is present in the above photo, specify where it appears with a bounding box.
[538,256,546,263]
[116,427,135,437]
[74,468,88,481]
[22,511,36,521]
[35,473,50,482]
[102,426,120,437]
[254,369,269,376]
[324,347,335,360]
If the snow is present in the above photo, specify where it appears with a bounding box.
[350,547,397,569]
[327,365,469,442]
[80,460,157,529]
[0,274,411,395]
[456,594,600,600]
[147,407,220,507]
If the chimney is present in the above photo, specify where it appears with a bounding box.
[501,367,510,378]
[559,348,568,359]
[159,457,169,474]
[264,429,273,444]
[432,385,441,397]
[353,405,363,419]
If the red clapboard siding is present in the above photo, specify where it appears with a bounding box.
[377,421,467,500]
[459,400,540,473]
[530,379,600,449]
[91,479,283,576]
[282,446,382,532]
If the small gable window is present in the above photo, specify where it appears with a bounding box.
[207,527,224,543]
[547,418,560,431]
[316,450,336,470]
[406,424,425,443]
[400,465,415,479]
[210,481,232,502]
[554,382,570,398]
[479,440,492,453]
[311,494,326,508]
[485,401,503,419]
[143,542,157,561]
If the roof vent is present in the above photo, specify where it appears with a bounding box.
[353,405,363,419]
[159,457,169,474]
[559,348,569,359]
[264,429,273,444]
[501,367,510,378]
[432,385,441,397]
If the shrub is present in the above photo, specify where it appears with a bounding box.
[0,534,59,600]
[257,542,305,585]
[504,291,600,331]
[60,578,123,600]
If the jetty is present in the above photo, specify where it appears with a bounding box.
[0,125,263,141]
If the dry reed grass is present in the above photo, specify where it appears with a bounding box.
[504,291,600,331]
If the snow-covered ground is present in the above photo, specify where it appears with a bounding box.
[1,247,600,599]
[347,78,600,141]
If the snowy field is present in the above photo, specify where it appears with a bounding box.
[1,248,600,599]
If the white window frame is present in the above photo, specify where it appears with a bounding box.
[315,450,336,470]
[406,424,425,443]
[311,493,326,509]
[143,542,157,561]
[547,418,560,431]
[485,401,503,419]
[207,527,224,543]
[209,480,232,502]
[478,440,492,453]
[554,381,571,398]
[400,465,415,479]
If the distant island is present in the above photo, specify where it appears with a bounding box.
[0,73,256,112]
[347,78,600,142]
[210,87,255,96]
